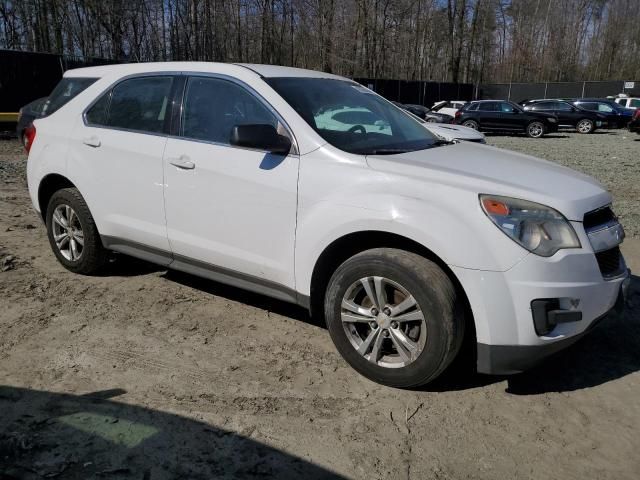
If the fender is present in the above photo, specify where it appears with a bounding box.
[294,147,528,298]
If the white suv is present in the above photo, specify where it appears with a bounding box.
[27,63,630,387]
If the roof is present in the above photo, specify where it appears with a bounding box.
[64,61,348,81]
[235,63,346,79]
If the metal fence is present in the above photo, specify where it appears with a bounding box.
[476,80,640,103]
[354,77,474,107]
[0,49,115,112]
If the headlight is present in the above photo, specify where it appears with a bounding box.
[480,195,580,257]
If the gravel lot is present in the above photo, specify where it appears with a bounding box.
[1,133,639,479]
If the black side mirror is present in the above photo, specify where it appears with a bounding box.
[230,124,292,155]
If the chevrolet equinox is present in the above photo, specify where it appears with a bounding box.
[26,63,630,387]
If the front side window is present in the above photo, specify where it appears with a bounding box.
[500,102,518,113]
[265,77,439,155]
[630,99,640,108]
[43,77,98,116]
[181,77,278,144]
[106,76,173,133]
[597,103,614,113]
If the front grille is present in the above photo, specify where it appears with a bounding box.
[584,206,616,230]
[595,247,624,278]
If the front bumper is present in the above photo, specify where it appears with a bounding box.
[451,223,630,375]
[476,278,628,374]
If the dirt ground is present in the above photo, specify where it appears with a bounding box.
[1,132,639,480]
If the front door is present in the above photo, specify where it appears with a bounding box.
[162,76,299,293]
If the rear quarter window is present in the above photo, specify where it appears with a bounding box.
[43,77,98,116]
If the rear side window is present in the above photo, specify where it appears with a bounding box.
[181,76,278,144]
[597,103,614,113]
[85,92,111,125]
[553,101,572,111]
[108,77,172,133]
[43,77,97,116]
[477,102,498,112]
[530,102,554,111]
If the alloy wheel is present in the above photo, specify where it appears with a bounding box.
[528,122,544,137]
[577,120,593,133]
[51,204,84,261]
[340,276,427,368]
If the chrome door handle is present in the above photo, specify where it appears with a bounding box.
[169,156,195,170]
[82,136,101,147]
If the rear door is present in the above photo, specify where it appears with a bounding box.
[550,101,577,126]
[68,75,175,257]
[476,102,502,129]
[532,101,573,126]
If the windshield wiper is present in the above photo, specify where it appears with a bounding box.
[368,148,412,155]
[365,140,454,155]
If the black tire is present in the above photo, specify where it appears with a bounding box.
[45,187,107,274]
[526,121,545,138]
[462,119,479,130]
[324,248,464,388]
[576,118,595,134]
[426,117,439,123]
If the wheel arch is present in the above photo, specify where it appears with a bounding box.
[37,174,77,221]
[308,230,475,348]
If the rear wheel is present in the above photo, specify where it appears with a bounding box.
[45,188,107,274]
[324,248,464,388]
[526,121,545,138]
[462,120,479,130]
[576,119,595,134]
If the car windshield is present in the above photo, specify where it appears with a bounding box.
[265,77,440,155]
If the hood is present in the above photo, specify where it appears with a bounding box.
[424,123,485,142]
[366,142,610,221]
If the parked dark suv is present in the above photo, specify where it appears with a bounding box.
[16,97,48,145]
[570,98,633,128]
[455,100,558,138]
[521,99,608,133]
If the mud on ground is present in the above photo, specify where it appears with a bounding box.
[1,133,639,479]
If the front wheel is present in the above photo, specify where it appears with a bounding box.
[324,248,464,388]
[526,121,545,138]
[576,119,595,134]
